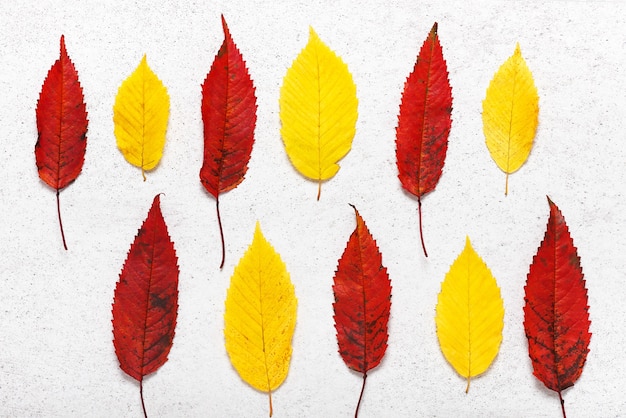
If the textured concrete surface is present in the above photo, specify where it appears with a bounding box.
[1,0,625,416]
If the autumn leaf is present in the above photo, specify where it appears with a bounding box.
[113,55,170,181]
[224,222,297,417]
[435,237,504,393]
[279,27,358,200]
[112,194,179,418]
[482,44,539,195]
[524,197,590,418]
[396,22,452,257]
[35,35,88,250]
[200,15,257,269]
[333,205,391,417]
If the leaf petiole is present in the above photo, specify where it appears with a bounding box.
[56,189,68,250]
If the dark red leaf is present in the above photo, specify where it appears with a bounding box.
[395,23,452,257]
[35,35,88,250]
[333,205,391,417]
[523,197,591,418]
[112,194,179,418]
[200,15,257,269]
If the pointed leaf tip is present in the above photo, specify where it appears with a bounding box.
[59,35,66,54]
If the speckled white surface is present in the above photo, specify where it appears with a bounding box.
[1,1,625,417]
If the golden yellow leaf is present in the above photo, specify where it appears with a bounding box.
[279,27,358,200]
[113,55,170,181]
[482,44,539,195]
[224,222,297,417]
[435,237,504,393]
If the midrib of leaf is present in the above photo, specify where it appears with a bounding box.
[56,58,65,191]
[141,62,146,181]
[505,59,519,195]
[357,228,368,373]
[141,222,159,379]
[417,35,436,197]
[550,219,568,418]
[465,256,472,393]
[315,46,322,200]
[257,256,274,417]
[550,222,561,388]
[216,44,231,194]
[354,221,369,418]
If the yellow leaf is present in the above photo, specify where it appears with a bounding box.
[482,44,539,195]
[113,55,170,181]
[224,222,297,417]
[435,237,504,393]
[279,27,358,200]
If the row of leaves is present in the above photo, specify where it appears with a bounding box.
[112,194,590,418]
[34,17,589,418]
[37,19,536,261]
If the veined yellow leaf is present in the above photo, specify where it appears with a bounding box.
[113,55,170,181]
[279,27,358,200]
[482,44,539,195]
[435,237,504,393]
[224,222,297,417]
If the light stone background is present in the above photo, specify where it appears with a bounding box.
[1,0,625,417]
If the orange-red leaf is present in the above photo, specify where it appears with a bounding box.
[112,194,179,416]
[200,15,257,269]
[333,205,391,417]
[35,35,88,250]
[395,22,452,257]
[523,197,591,418]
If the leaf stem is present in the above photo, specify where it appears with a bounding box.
[216,198,225,269]
[505,172,509,196]
[268,389,273,417]
[417,197,428,257]
[140,379,148,418]
[317,179,321,201]
[355,372,367,418]
[465,375,470,393]
[56,189,68,251]
[558,390,566,418]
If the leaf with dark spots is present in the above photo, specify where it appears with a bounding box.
[333,205,391,417]
[200,15,257,269]
[395,22,452,257]
[523,197,591,418]
[112,194,179,418]
[35,35,88,250]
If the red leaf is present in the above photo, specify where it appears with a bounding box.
[395,23,452,257]
[112,195,179,417]
[200,15,257,269]
[35,35,88,250]
[523,197,591,418]
[333,205,391,417]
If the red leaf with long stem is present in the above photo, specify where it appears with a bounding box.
[35,35,88,250]
[112,195,179,418]
[523,197,591,418]
[200,15,257,269]
[333,205,391,417]
[395,22,452,258]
